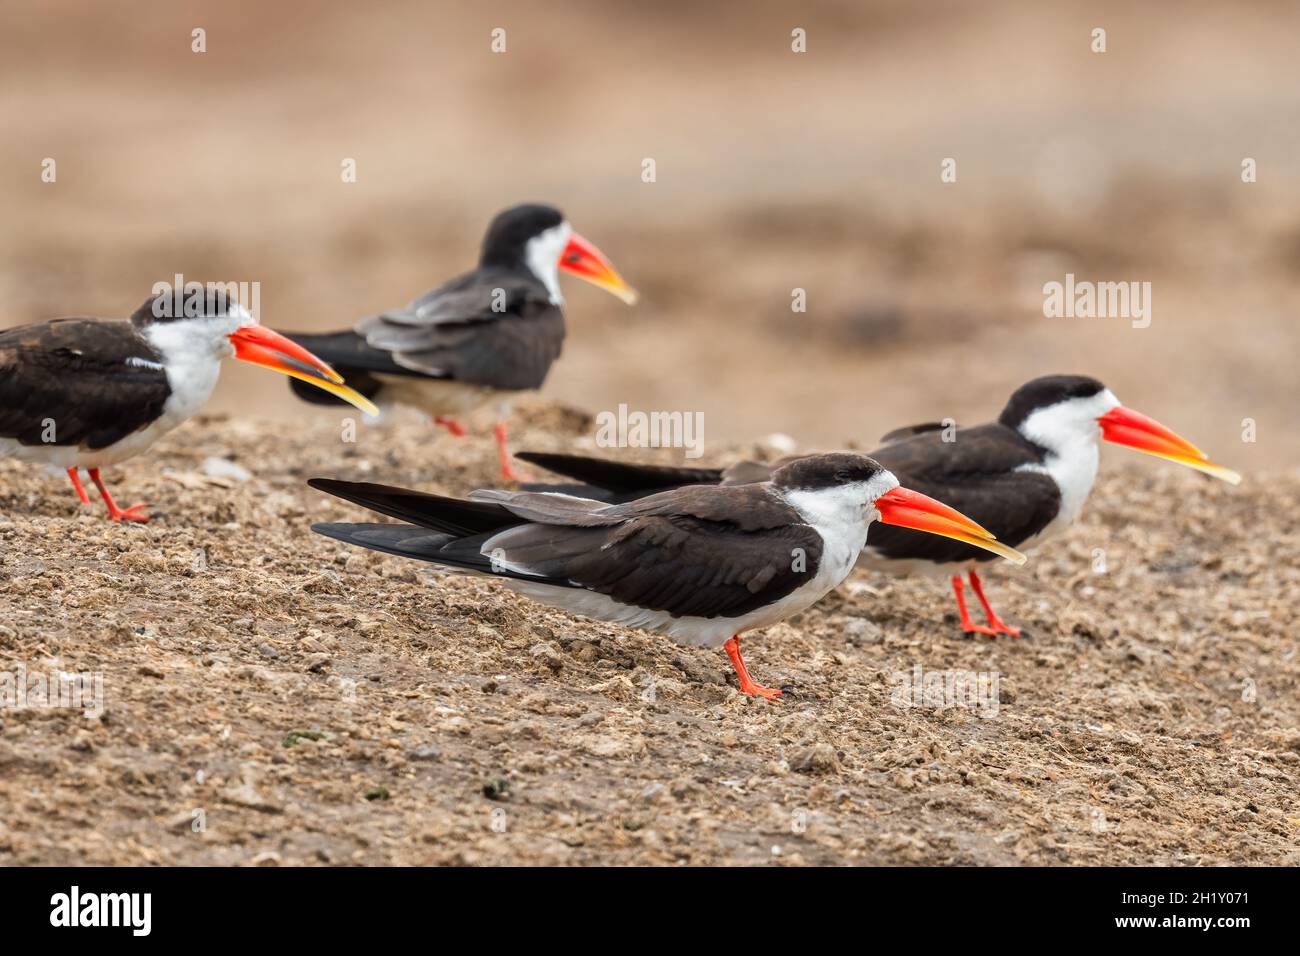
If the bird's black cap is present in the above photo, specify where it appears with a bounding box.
[129,285,240,328]
[479,203,565,269]
[772,452,886,491]
[998,375,1106,429]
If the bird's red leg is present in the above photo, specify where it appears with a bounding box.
[87,468,150,523]
[66,468,90,505]
[494,421,532,482]
[723,635,783,700]
[967,570,1021,636]
[951,574,995,636]
[432,416,468,437]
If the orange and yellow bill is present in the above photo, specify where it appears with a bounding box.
[229,325,379,417]
[559,232,638,305]
[1098,406,1240,485]
[876,486,1027,565]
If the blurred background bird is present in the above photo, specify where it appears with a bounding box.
[278,203,636,480]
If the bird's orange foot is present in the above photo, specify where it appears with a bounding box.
[723,636,783,701]
[108,503,151,523]
[433,416,468,438]
[967,571,1020,636]
[739,680,784,701]
[88,469,149,524]
[960,621,998,637]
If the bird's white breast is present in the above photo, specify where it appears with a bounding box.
[0,329,224,469]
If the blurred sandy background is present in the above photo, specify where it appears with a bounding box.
[2,0,1297,468]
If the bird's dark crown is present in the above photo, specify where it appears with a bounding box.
[479,203,565,269]
[129,287,239,328]
[772,453,885,491]
[998,375,1106,429]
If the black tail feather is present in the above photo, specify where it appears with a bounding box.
[307,478,518,536]
[311,521,572,587]
[311,522,497,576]
[278,329,409,406]
[513,452,723,496]
[312,522,464,562]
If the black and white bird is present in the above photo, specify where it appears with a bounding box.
[281,203,637,481]
[308,453,1023,698]
[0,289,378,522]
[514,375,1241,636]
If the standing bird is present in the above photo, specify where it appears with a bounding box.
[281,203,637,481]
[0,289,378,522]
[308,454,1024,698]
[513,375,1241,636]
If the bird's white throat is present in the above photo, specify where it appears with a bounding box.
[1016,387,1120,528]
[139,306,253,418]
[781,471,898,529]
[525,221,572,305]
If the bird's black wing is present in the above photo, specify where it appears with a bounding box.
[355,269,563,390]
[515,452,726,495]
[867,422,1061,562]
[878,421,949,445]
[515,452,792,499]
[280,332,396,407]
[281,330,412,376]
[0,318,170,449]
[310,479,824,620]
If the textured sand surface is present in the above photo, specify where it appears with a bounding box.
[1,405,1296,866]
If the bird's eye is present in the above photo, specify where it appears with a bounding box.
[566,254,581,264]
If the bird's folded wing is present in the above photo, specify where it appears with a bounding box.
[357,272,550,342]
[868,423,1062,558]
[0,319,169,449]
[484,511,826,619]
[313,480,828,619]
[871,423,1048,483]
[354,273,561,388]
[877,421,951,445]
[474,482,803,533]
[514,451,726,495]
[468,488,626,526]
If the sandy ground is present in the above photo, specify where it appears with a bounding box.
[1,405,1297,866]
[1,0,1298,867]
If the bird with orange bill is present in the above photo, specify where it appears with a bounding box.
[0,288,378,522]
[308,453,1025,698]
[279,203,637,481]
